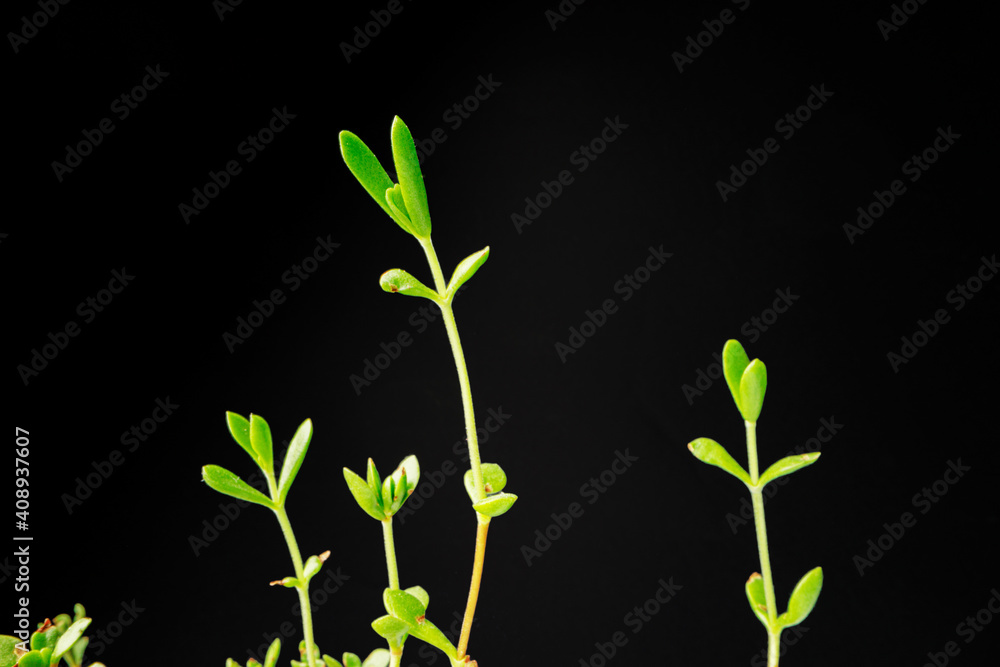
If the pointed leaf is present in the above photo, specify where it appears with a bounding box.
[385,184,413,231]
[779,567,823,628]
[367,458,382,498]
[739,359,767,422]
[278,419,313,504]
[323,657,343,667]
[226,412,256,461]
[464,463,507,501]
[472,492,518,517]
[407,619,456,658]
[379,269,439,300]
[404,586,429,610]
[54,618,90,660]
[249,414,274,471]
[341,653,362,667]
[390,117,431,237]
[687,438,751,486]
[758,453,821,488]
[303,551,329,581]
[344,467,385,520]
[389,468,409,514]
[723,340,751,415]
[383,589,426,625]
[371,616,409,647]
[264,639,281,667]
[745,572,769,627]
[446,247,489,298]
[382,475,395,513]
[361,649,391,667]
[339,130,412,233]
[203,465,275,508]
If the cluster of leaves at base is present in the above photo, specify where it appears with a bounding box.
[224,639,389,667]
[1,604,101,667]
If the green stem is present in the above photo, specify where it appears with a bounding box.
[417,235,491,660]
[268,474,318,667]
[382,518,400,590]
[746,420,780,667]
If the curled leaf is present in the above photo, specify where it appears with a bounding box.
[379,269,440,301]
[446,247,489,299]
[744,572,769,627]
[687,438,751,486]
[464,463,507,501]
[778,567,823,628]
[472,492,517,517]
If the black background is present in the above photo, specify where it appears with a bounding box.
[6,1,998,666]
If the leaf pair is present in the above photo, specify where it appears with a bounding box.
[463,462,518,518]
[745,567,823,629]
[340,117,431,239]
[373,587,456,659]
[344,456,420,521]
[723,339,767,422]
[687,438,821,489]
[202,412,314,510]
[379,246,490,304]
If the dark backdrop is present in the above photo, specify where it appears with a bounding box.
[6,1,998,666]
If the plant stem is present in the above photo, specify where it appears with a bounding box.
[268,474,318,667]
[746,420,780,667]
[382,518,400,590]
[417,236,490,659]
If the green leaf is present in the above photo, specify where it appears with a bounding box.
[446,247,489,299]
[407,619,456,658]
[366,458,382,497]
[341,653,361,667]
[202,465,275,509]
[0,635,20,667]
[70,635,88,667]
[385,184,412,230]
[277,418,313,504]
[303,551,328,581]
[758,453,821,488]
[739,359,767,422]
[384,589,426,625]
[226,658,242,667]
[745,573,769,627]
[72,604,86,623]
[339,130,412,234]
[687,438,751,486]
[387,455,419,514]
[53,618,90,661]
[778,567,823,628]
[29,624,55,652]
[249,414,274,472]
[722,339,751,415]
[264,638,281,667]
[226,412,256,461]
[371,616,409,647]
[390,117,431,237]
[464,463,507,501]
[16,651,46,667]
[472,492,518,517]
[361,649,391,667]
[271,576,301,588]
[323,657,343,667]
[404,585,429,610]
[344,467,385,520]
[379,269,439,300]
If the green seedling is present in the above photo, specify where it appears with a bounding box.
[1,604,102,667]
[202,116,511,667]
[687,340,823,667]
